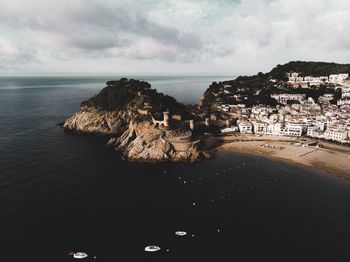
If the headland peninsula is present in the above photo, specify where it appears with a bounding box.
[63,61,350,180]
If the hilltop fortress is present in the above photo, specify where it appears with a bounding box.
[63,78,210,162]
[63,61,350,163]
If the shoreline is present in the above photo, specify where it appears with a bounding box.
[205,135,350,182]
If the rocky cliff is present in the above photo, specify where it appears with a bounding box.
[63,78,203,162]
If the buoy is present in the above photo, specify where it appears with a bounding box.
[192,202,196,206]
[145,246,161,252]
[175,231,187,236]
[72,252,88,259]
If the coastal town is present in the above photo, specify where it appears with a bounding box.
[199,70,350,145]
[63,61,350,179]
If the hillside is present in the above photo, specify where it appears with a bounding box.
[63,78,202,162]
[269,61,350,80]
[199,61,346,109]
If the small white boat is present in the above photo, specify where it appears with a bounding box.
[144,245,161,252]
[72,252,88,259]
[175,231,187,236]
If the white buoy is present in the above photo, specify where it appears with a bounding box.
[175,231,187,236]
[72,252,88,259]
[145,246,161,252]
[193,202,196,206]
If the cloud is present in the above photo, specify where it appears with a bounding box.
[0,0,350,74]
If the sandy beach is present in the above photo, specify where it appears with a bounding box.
[205,135,350,181]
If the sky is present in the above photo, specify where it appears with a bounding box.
[0,0,350,76]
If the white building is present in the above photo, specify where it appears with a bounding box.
[304,76,321,82]
[307,126,325,139]
[253,122,268,134]
[283,123,304,136]
[324,129,348,142]
[266,122,282,135]
[329,74,349,84]
[337,99,350,106]
[238,121,253,133]
[271,94,306,104]
[221,126,239,133]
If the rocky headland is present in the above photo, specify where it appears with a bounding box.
[63,78,207,162]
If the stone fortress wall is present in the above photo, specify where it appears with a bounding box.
[148,111,206,151]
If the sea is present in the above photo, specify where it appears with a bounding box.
[0,76,349,262]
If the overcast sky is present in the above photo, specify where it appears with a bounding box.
[0,0,350,76]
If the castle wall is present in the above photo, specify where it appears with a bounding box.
[169,140,200,151]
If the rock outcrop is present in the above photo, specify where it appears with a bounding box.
[63,78,203,162]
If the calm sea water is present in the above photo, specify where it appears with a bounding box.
[0,76,349,262]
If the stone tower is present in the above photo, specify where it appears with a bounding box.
[163,111,170,128]
[205,117,210,127]
[189,120,195,131]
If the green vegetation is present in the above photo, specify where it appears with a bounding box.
[81,78,192,119]
[201,74,277,108]
[200,61,349,111]
[81,78,151,110]
[269,61,350,80]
